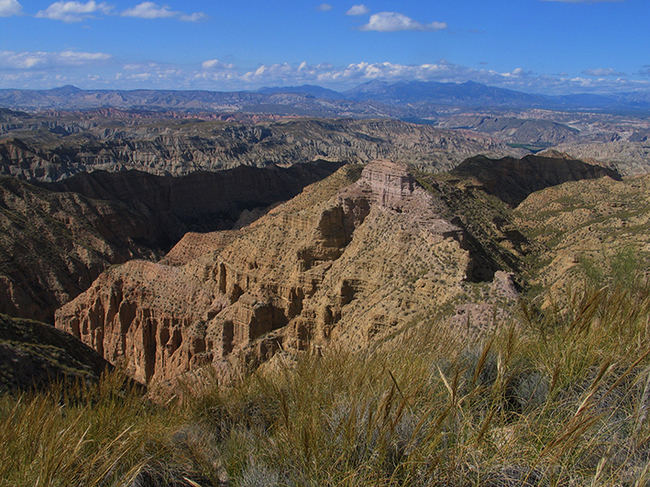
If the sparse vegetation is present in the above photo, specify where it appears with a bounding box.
[1,272,648,486]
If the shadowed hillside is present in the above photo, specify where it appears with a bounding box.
[0,314,111,392]
[451,153,620,206]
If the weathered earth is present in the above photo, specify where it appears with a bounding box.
[451,153,620,206]
[0,116,524,181]
[549,141,650,176]
[0,162,341,322]
[56,161,520,386]
[514,173,650,296]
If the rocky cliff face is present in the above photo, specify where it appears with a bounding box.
[1,162,341,322]
[0,177,160,322]
[55,161,524,386]
[0,118,524,182]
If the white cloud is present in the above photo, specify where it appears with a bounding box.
[122,2,173,18]
[36,1,112,22]
[57,50,112,63]
[361,12,447,32]
[243,62,296,81]
[115,63,183,82]
[582,67,624,76]
[179,12,206,22]
[122,2,206,21]
[317,3,332,11]
[0,49,111,69]
[235,60,650,94]
[201,59,235,70]
[499,67,529,78]
[0,0,22,16]
[346,4,369,15]
[2,54,649,94]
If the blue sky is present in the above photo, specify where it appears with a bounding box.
[0,0,648,93]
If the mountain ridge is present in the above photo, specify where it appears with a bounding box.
[2,81,649,114]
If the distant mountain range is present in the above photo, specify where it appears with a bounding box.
[1,80,650,115]
[344,80,547,107]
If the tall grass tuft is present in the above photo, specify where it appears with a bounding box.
[0,372,182,486]
[1,276,648,486]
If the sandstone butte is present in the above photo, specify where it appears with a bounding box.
[55,160,520,388]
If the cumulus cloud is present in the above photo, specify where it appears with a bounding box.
[115,62,185,83]
[0,49,111,69]
[0,0,22,16]
[122,2,206,21]
[36,1,112,22]
[201,59,235,70]
[361,12,447,32]
[239,60,465,86]
[582,67,624,76]
[122,2,173,18]
[236,60,649,94]
[317,3,332,11]
[346,4,369,15]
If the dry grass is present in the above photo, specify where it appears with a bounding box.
[1,276,648,486]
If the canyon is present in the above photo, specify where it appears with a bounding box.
[0,109,645,394]
[53,161,504,385]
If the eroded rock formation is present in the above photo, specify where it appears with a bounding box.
[55,161,519,386]
[0,117,524,182]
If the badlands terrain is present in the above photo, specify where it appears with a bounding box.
[0,100,648,485]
